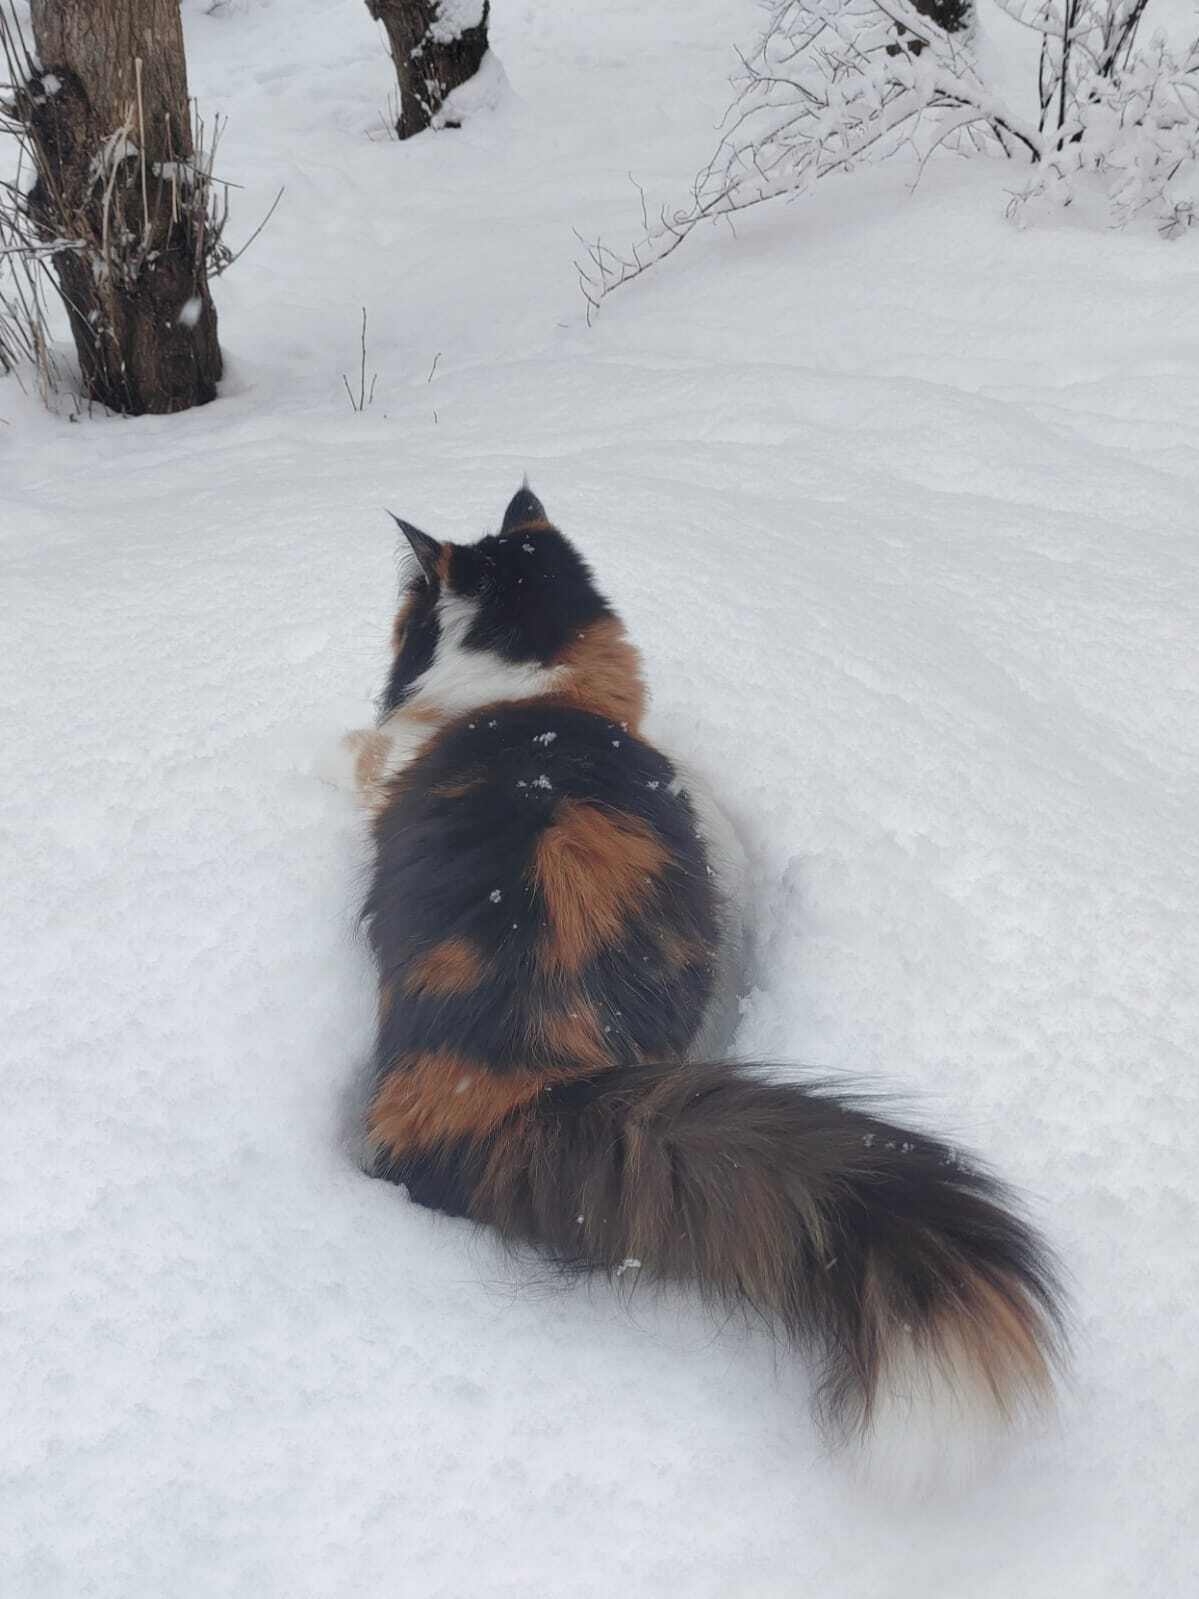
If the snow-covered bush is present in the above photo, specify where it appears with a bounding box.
[999,0,1199,233]
[578,0,1199,313]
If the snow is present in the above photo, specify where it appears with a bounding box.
[2,1,1197,1595]
[434,47,509,131]
[427,0,488,45]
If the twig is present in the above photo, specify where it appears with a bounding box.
[135,57,150,251]
[218,183,283,272]
[342,306,377,411]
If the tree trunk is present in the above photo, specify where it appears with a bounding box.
[24,0,221,415]
[911,0,970,30]
[886,0,970,63]
[366,1,491,140]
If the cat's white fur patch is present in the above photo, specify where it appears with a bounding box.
[414,592,567,720]
[848,1332,1053,1499]
[374,715,442,789]
[373,592,568,787]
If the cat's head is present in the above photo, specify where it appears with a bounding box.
[378,486,645,729]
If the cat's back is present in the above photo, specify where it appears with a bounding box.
[365,698,722,1074]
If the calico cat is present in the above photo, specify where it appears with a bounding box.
[341,485,1063,1439]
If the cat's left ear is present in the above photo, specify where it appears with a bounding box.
[387,511,443,585]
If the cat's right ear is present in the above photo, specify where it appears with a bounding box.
[387,512,443,585]
[501,484,548,532]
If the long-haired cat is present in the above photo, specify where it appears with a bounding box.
[339,485,1063,1442]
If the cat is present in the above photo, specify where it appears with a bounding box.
[339,484,1063,1440]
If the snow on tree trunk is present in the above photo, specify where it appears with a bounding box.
[25,0,222,415]
[366,1,492,139]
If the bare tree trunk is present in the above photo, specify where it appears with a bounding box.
[911,0,970,29]
[23,0,222,415]
[366,1,491,140]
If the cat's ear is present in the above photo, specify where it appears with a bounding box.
[387,512,443,585]
[501,483,548,533]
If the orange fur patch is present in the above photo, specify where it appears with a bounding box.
[377,975,399,1024]
[553,618,648,730]
[934,1270,1055,1415]
[352,708,449,814]
[391,591,417,655]
[385,700,447,728]
[429,773,485,800]
[535,1004,613,1069]
[533,801,669,972]
[350,729,393,798]
[368,1052,549,1153]
[404,938,485,997]
[656,926,709,972]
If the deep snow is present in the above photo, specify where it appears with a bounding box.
[2,1,1197,1595]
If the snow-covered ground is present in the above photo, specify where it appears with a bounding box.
[3,1,1197,1594]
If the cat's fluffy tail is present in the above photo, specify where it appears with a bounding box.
[472,1060,1064,1437]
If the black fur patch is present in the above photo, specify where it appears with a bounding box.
[379,577,440,716]
[372,1137,481,1219]
[447,530,612,665]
